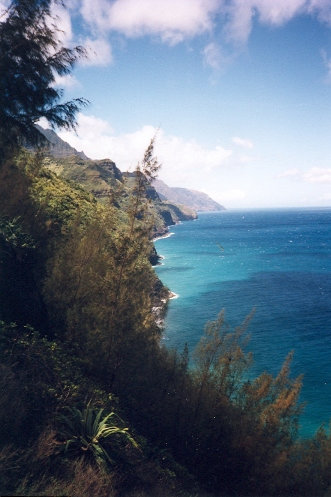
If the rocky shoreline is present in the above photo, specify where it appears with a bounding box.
[150,220,186,329]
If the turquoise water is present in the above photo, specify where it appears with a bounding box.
[155,209,331,437]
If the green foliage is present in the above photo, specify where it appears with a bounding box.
[0,321,102,446]
[43,152,196,238]
[0,216,36,249]
[137,134,161,183]
[58,405,138,471]
[117,310,308,495]
[0,0,88,159]
[30,167,97,235]
[42,203,159,363]
[2,142,331,496]
[193,310,253,403]
[42,140,162,390]
[0,151,97,328]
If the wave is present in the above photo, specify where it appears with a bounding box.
[154,232,175,242]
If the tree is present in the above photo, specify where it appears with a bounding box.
[0,0,88,158]
[42,137,161,389]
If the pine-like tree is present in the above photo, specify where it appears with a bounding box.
[0,0,88,158]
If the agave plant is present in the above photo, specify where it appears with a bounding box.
[58,405,138,470]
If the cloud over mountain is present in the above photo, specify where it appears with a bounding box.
[58,114,232,190]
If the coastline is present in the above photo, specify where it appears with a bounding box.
[153,231,175,242]
[151,255,164,267]
[152,289,178,329]
[151,227,179,329]
[151,213,197,326]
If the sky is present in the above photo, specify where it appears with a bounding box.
[4,0,331,208]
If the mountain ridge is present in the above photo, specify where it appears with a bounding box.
[36,125,89,160]
[38,127,225,213]
[38,130,197,240]
[153,178,225,212]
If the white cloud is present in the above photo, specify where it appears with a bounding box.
[277,167,331,184]
[80,0,312,48]
[223,0,307,44]
[77,0,309,48]
[221,0,331,45]
[50,2,73,45]
[217,188,246,202]
[0,1,11,23]
[222,1,254,45]
[203,42,226,70]
[303,167,331,183]
[238,154,255,164]
[80,0,220,44]
[58,114,232,188]
[0,1,9,20]
[80,0,111,32]
[308,0,331,25]
[232,136,253,149]
[0,0,73,41]
[53,74,79,88]
[77,0,314,47]
[277,168,300,178]
[3,0,331,56]
[254,0,307,26]
[65,0,81,9]
[58,113,114,153]
[81,38,113,66]
[156,132,232,186]
[38,117,51,129]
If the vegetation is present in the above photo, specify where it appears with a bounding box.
[2,2,331,496]
[42,151,197,237]
[58,405,138,470]
[2,149,331,497]
[0,0,87,159]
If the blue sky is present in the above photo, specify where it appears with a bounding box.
[5,0,331,208]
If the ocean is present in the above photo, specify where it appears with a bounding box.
[154,208,331,438]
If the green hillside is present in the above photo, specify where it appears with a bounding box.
[43,151,197,238]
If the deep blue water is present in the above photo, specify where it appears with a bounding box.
[155,208,331,437]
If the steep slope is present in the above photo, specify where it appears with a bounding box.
[44,155,197,238]
[44,156,123,197]
[38,127,197,235]
[37,126,89,160]
[153,178,225,212]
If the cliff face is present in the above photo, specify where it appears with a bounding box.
[38,127,197,235]
[37,126,89,160]
[153,178,225,212]
[43,155,197,237]
[37,127,223,213]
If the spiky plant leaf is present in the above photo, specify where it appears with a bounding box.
[58,404,138,470]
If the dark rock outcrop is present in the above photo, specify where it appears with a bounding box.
[95,159,123,181]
